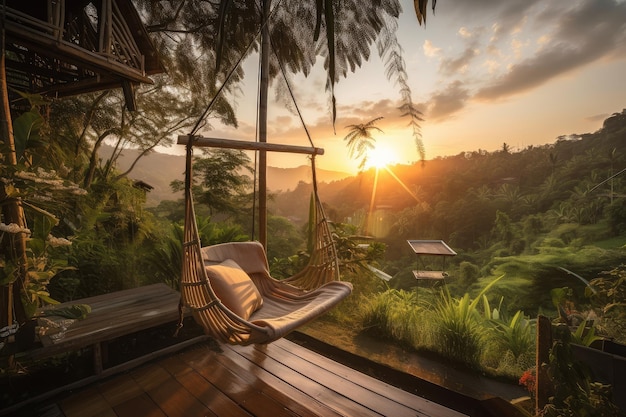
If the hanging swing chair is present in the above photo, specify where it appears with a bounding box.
[179,138,352,345]
[176,18,352,345]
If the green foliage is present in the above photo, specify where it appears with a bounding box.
[571,320,602,347]
[427,275,504,368]
[606,200,626,235]
[540,324,622,417]
[458,261,480,289]
[0,214,74,318]
[587,266,626,344]
[430,291,486,369]
[171,149,253,217]
[146,216,248,289]
[266,215,305,264]
[332,223,386,275]
[361,288,422,347]
[1,95,83,316]
[49,174,155,297]
[486,304,536,360]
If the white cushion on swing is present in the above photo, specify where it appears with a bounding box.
[205,259,263,320]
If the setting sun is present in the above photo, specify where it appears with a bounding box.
[366,145,398,169]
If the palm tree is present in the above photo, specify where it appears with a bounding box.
[139,0,437,244]
[343,117,385,171]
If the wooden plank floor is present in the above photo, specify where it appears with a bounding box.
[47,338,468,417]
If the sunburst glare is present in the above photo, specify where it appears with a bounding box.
[365,145,398,169]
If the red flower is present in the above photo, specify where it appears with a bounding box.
[519,369,536,395]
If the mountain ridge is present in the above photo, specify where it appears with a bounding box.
[101,145,352,206]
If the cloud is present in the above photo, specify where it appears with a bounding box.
[458,27,472,39]
[475,0,626,101]
[585,113,610,123]
[439,28,483,76]
[443,0,542,42]
[440,45,480,75]
[426,80,470,121]
[271,115,296,134]
[423,40,441,57]
[260,98,411,148]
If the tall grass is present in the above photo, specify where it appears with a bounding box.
[480,298,536,376]
[429,291,485,368]
[361,288,422,347]
[427,275,505,369]
[483,296,536,359]
[356,274,542,375]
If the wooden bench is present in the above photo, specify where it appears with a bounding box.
[23,283,189,374]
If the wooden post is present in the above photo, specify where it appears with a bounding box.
[536,315,552,412]
[258,0,271,249]
[0,26,28,329]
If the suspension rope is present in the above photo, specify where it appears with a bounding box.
[268,34,315,149]
[188,0,284,136]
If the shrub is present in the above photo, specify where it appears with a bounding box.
[430,291,486,369]
[428,275,505,369]
[458,261,480,288]
[361,288,421,347]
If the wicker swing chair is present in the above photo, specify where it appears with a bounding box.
[176,15,352,344]
[178,137,352,345]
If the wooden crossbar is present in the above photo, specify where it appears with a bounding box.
[178,135,324,155]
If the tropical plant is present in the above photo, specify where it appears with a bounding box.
[136,0,435,159]
[587,266,626,344]
[147,215,248,289]
[571,320,602,347]
[171,149,253,217]
[430,291,486,368]
[539,324,621,417]
[0,180,79,317]
[428,275,505,369]
[483,299,536,360]
[343,117,384,171]
[1,95,83,320]
[332,223,386,275]
[361,287,421,347]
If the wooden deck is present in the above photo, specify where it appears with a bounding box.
[27,284,183,374]
[39,338,468,417]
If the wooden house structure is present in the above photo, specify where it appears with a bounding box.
[1,0,164,110]
[0,0,163,335]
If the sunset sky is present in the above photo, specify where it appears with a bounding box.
[196,0,626,175]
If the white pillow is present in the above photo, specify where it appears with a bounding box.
[205,259,263,319]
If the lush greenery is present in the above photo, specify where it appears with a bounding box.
[274,109,626,323]
[1,3,624,410]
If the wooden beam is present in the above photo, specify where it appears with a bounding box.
[4,24,153,84]
[177,135,324,156]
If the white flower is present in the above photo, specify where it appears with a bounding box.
[47,235,72,247]
[0,223,31,235]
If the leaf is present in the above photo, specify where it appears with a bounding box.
[413,0,434,25]
[215,0,233,72]
[37,293,60,305]
[21,200,59,225]
[482,294,491,318]
[470,274,505,310]
[313,0,323,41]
[324,0,336,126]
